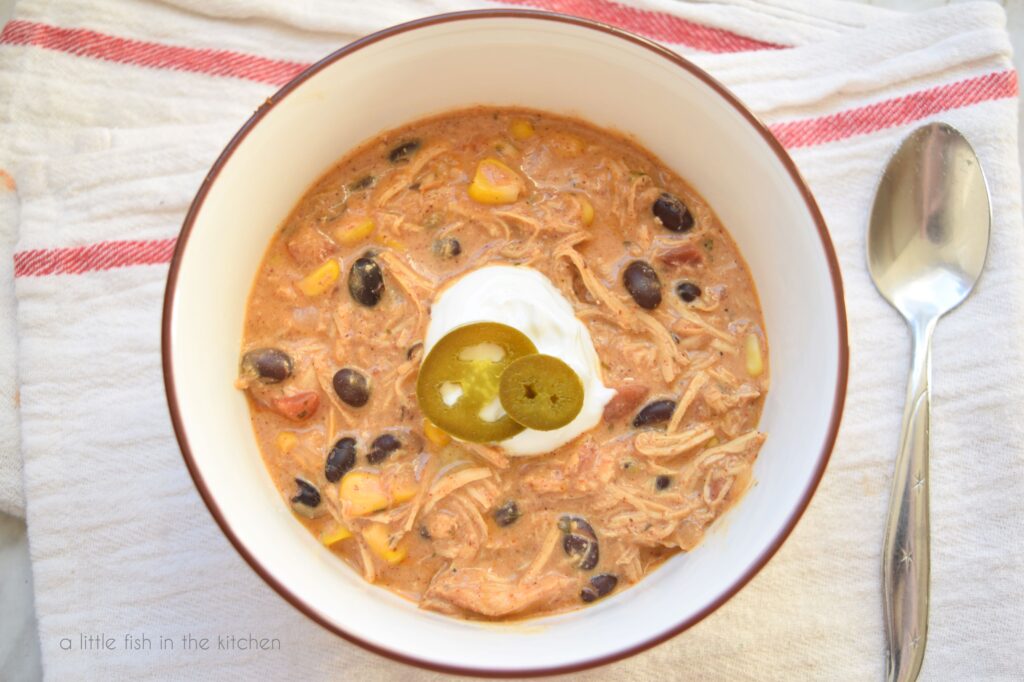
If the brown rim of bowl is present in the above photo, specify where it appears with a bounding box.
[162,8,849,678]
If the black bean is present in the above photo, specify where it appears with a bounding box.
[348,257,384,307]
[676,281,702,303]
[623,261,662,310]
[325,438,356,482]
[633,399,677,428]
[564,534,592,554]
[348,175,376,191]
[406,342,424,362]
[432,237,461,259]
[558,515,596,538]
[288,477,319,516]
[559,515,599,571]
[656,475,672,490]
[333,368,370,407]
[493,501,520,527]
[418,525,432,540]
[388,140,421,163]
[581,574,618,603]
[576,544,599,571]
[367,433,401,465]
[240,348,293,384]
[652,192,694,232]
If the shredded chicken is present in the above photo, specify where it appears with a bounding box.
[521,526,562,581]
[558,246,681,381]
[626,172,650,218]
[556,246,635,324]
[700,431,765,458]
[707,366,740,389]
[703,383,761,415]
[449,204,512,240]
[400,456,440,535]
[376,145,450,206]
[461,442,509,470]
[243,108,770,622]
[670,302,736,343]
[495,211,544,257]
[667,371,710,433]
[521,437,616,496]
[286,227,335,268]
[634,424,716,457]
[522,466,569,495]
[376,251,432,348]
[709,338,739,355]
[678,432,764,492]
[355,536,377,584]
[379,356,418,412]
[424,568,575,618]
[424,509,460,539]
[702,470,735,507]
[422,467,493,514]
[430,502,483,562]
[565,438,617,492]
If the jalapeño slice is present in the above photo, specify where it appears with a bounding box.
[416,322,537,443]
[499,354,584,431]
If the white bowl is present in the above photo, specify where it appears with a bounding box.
[163,10,848,676]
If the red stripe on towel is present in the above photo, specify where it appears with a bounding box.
[498,0,785,52]
[4,14,1015,279]
[0,20,307,86]
[14,67,1017,278]
[14,239,179,277]
[768,70,1018,149]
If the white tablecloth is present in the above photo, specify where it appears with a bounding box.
[1,0,1022,679]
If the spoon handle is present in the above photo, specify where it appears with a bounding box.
[883,315,935,682]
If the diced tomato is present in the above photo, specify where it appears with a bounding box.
[657,244,703,268]
[270,391,320,421]
[602,384,650,422]
[286,228,336,268]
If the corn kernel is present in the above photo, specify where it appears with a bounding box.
[490,139,520,159]
[297,259,340,297]
[549,132,584,156]
[745,333,764,377]
[339,471,389,516]
[423,420,451,448]
[468,158,523,205]
[320,525,352,547]
[578,195,594,226]
[390,478,419,505]
[275,431,298,454]
[337,218,375,245]
[706,437,720,448]
[510,119,535,140]
[375,234,405,251]
[363,523,408,565]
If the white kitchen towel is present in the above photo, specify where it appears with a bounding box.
[2,0,1022,680]
[0,176,22,518]
[0,0,903,521]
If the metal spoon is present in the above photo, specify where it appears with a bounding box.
[867,122,990,682]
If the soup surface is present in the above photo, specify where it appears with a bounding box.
[237,107,768,620]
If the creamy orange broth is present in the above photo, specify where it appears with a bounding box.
[237,107,769,620]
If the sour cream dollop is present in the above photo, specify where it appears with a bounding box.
[424,265,616,455]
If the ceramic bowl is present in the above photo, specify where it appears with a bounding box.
[163,10,848,676]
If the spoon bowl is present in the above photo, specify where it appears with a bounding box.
[868,123,990,321]
[867,122,991,682]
